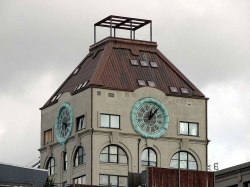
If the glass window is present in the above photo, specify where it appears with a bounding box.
[46,157,55,175]
[63,152,67,171]
[179,122,198,136]
[74,146,86,167]
[100,145,128,164]
[138,80,146,86]
[170,151,197,170]
[170,86,178,93]
[74,175,86,185]
[99,174,128,187]
[63,181,67,187]
[44,129,53,145]
[150,61,158,68]
[76,115,86,131]
[130,59,139,66]
[141,148,157,167]
[140,60,149,67]
[147,81,156,87]
[180,87,189,94]
[101,114,120,128]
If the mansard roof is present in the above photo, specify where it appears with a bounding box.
[42,37,205,109]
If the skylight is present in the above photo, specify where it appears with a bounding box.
[82,81,89,88]
[56,93,62,100]
[180,88,189,94]
[150,61,158,68]
[51,96,57,102]
[170,86,178,93]
[138,80,146,86]
[147,81,156,87]
[140,60,149,67]
[73,68,80,75]
[130,59,139,66]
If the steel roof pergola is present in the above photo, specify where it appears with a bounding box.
[94,15,152,43]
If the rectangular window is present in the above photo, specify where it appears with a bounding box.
[140,60,149,67]
[63,181,67,187]
[150,61,158,68]
[99,174,127,187]
[73,175,86,185]
[76,115,86,131]
[44,129,53,145]
[170,86,178,93]
[147,81,156,87]
[101,114,120,128]
[137,80,146,86]
[130,59,139,66]
[179,122,198,136]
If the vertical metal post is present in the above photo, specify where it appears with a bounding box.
[150,21,152,41]
[133,30,135,39]
[130,20,132,39]
[110,19,112,37]
[114,28,116,38]
[94,26,96,44]
[178,153,180,187]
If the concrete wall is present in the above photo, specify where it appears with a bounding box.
[40,87,208,186]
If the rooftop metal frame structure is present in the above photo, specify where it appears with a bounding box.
[94,15,152,43]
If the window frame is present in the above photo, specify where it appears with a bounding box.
[100,113,120,129]
[179,121,199,136]
[99,174,128,187]
[73,175,86,185]
[46,157,55,175]
[74,146,86,167]
[141,148,157,167]
[76,115,86,132]
[100,145,128,164]
[63,152,67,171]
[170,151,198,170]
[44,129,53,145]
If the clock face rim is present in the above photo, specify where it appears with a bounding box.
[131,97,169,139]
[54,103,73,145]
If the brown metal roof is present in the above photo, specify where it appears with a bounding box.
[42,37,205,109]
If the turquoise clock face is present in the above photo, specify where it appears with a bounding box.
[55,103,73,145]
[131,97,169,139]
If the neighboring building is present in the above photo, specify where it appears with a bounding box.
[0,162,48,187]
[39,15,209,186]
[215,162,250,187]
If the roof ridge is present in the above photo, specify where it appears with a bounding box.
[89,41,114,86]
[155,49,205,97]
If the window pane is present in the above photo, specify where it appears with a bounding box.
[100,175,108,185]
[100,154,108,162]
[189,123,198,136]
[102,147,109,153]
[189,161,197,170]
[172,153,178,160]
[170,160,178,168]
[180,161,187,169]
[110,155,118,163]
[110,176,118,185]
[101,114,110,127]
[110,146,118,154]
[188,154,195,161]
[180,152,188,160]
[119,176,127,186]
[149,150,156,162]
[111,115,120,128]
[141,149,149,161]
[149,161,157,166]
[119,155,127,164]
[180,122,188,135]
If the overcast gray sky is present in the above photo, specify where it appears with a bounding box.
[0,0,249,170]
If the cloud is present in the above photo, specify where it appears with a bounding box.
[204,79,250,169]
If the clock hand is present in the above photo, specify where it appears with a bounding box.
[149,108,158,120]
[148,109,153,120]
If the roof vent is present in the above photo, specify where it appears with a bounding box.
[94,15,152,43]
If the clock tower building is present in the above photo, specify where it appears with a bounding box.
[39,16,209,187]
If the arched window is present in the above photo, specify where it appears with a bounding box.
[63,152,67,170]
[141,148,157,166]
[170,151,197,170]
[74,146,86,167]
[100,145,127,164]
[46,157,55,175]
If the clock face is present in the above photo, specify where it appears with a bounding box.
[55,103,73,145]
[131,97,169,139]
